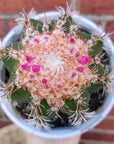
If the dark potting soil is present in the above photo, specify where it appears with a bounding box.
[50,112,70,128]
[88,88,106,112]
[15,103,28,119]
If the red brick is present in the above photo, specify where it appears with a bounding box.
[93,21,101,25]
[0,0,71,14]
[0,121,12,129]
[0,19,6,39]
[95,117,114,130]
[0,113,12,129]
[82,130,114,142]
[79,141,85,144]
[108,107,114,116]
[81,140,114,144]
[79,0,114,15]
[8,19,16,31]
[105,21,114,42]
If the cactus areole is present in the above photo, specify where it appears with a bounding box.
[0,6,113,129]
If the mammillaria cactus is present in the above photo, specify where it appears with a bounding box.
[0,5,113,129]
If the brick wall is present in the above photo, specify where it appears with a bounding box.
[0,0,71,39]
[79,0,114,42]
[0,0,114,144]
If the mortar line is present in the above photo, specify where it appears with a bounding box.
[71,0,76,10]
[106,116,114,120]
[0,14,20,19]
[4,19,9,34]
[0,14,114,21]
[101,21,107,30]
[92,128,114,134]
[82,14,114,21]
[80,139,114,144]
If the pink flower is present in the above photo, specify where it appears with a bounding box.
[26,56,33,63]
[57,84,62,88]
[42,79,47,84]
[76,52,80,57]
[77,66,84,72]
[30,74,34,78]
[21,64,30,71]
[32,65,40,72]
[72,72,76,77]
[70,38,75,44]
[44,36,48,42]
[79,56,88,65]
[70,48,74,54]
[34,38,39,44]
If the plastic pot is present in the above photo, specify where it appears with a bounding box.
[1,11,114,139]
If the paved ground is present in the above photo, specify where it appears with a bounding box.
[0,124,26,144]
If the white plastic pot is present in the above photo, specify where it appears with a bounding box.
[1,11,114,139]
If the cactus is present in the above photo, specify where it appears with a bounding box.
[0,6,113,129]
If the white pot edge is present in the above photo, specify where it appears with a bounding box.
[1,11,114,139]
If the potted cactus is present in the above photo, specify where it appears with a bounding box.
[0,5,114,139]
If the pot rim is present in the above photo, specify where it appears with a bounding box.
[1,11,114,139]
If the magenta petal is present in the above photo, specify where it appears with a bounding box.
[21,64,30,71]
[44,36,48,41]
[72,72,76,77]
[42,79,47,84]
[30,74,34,78]
[26,56,33,63]
[34,38,39,44]
[79,56,88,65]
[57,84,62,88]
[77,67,84,72]
[70,48,74,54]
[70,38,75,44]
[76,52,80,57]
[32,65,40,72]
